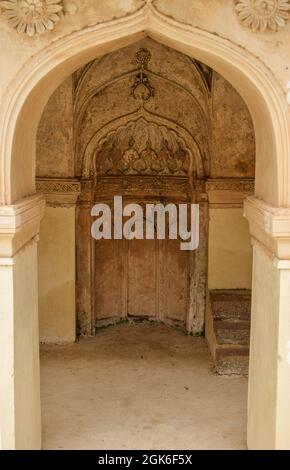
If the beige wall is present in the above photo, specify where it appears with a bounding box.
[208,208,252,289]
[38,206,76,343]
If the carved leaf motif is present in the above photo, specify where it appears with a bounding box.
[93,118,191,178]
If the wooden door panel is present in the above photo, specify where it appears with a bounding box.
[94,239,123,320]
[164,238,188,323]
[127,239,157,318]
[93,201,190,327]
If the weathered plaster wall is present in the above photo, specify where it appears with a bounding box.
[36,39,255,180]
[211,72,255,178]
[208,208,252,290]
[75,38,210,177]
[0,0,145,89]
[155,0,290,90]
[38,206,76,343]
[37,78,74,178]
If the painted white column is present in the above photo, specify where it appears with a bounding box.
[276,259,290,449]
[0,195,45,450]
[245,197,290,450]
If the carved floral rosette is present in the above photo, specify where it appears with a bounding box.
[235,0,290,32]
[0,0,63,36]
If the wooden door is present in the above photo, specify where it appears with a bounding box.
[94,203,189,328]
[162,237,189,323]
[94,238,124,322]
[127,238,158,318]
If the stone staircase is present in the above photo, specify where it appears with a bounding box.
[206,290,251,375]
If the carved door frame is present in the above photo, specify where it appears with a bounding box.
[76,177,208,336]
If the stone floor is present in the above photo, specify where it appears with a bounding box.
[40,323,248,450]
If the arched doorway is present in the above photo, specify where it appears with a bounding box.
[0,5,289,450]
[36,40,254,449]
[72,40,209,335]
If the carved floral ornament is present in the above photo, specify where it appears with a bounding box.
[1,0,289,36]
[86,118,192,179]
[132,48,155,103]
[234,0,290,32]
[0,0,64,36]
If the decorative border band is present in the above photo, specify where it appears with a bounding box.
[36,177,254,207]
[36,178,81,206]
[206,178,255,207]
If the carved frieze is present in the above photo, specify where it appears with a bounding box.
[36,178,81,206]
[90,117,192,179]
[36,176,255,207]
[234,0,290,32]
[93,175,190,199]
[206,179,255,192]
[36,179,80,193]
[206,178,255,207]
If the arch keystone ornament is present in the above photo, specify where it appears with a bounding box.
[0,0,63,36]
[234,0,290,32]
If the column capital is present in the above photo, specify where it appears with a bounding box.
[244,196,290,259]
[0,194,45,257]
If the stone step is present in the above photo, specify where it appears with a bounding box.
[215,345,250,375]
[207,290,251,376]
[210,289,251,321]
[214,319,250,345]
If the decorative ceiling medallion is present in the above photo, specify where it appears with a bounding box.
[132,48,155,104]
[0,0,63,36]
[234,0,290,32]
